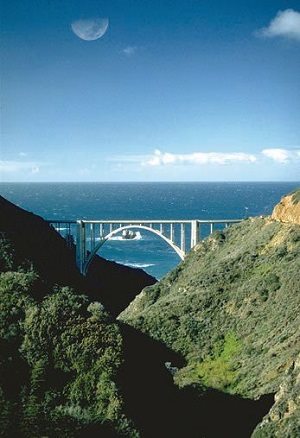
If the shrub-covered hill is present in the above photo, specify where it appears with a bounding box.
[120,191,300,436]
[0,238,136,437]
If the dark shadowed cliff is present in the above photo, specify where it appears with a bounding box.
[0,195,156,315]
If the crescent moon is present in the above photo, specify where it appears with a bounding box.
[71,18,109,41]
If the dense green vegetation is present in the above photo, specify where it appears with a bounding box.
[176,331,242,390]
[120,206,300,435]
[0,238,136,437]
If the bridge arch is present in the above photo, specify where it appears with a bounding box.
[82,224,185,275]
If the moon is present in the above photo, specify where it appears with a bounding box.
[71,18,109,41]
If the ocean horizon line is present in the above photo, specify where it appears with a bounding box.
[1,180,300,185]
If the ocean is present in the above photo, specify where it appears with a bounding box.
[0,182,299,279]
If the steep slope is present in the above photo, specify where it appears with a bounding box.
[120,191,300,436]
[87,257,156,317]
[0,195,156,314]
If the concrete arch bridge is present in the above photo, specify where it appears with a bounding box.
[48,219,241,275]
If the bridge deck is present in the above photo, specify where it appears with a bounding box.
[47,219,241,224]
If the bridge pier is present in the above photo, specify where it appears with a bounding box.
[191,220,200,248]
[76,220,85,274]
[180,223,186,253]
[170,223,174,242]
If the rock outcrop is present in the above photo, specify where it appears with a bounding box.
[253,354,300,437]
[272,190,300,225]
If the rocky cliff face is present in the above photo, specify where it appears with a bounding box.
[271,190,300,225]
[253,354,300,437]
[120,190,300,436]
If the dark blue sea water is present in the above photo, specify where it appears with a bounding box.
[1,182,299,279]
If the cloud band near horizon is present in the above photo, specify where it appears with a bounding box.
[1,149,299,179]
[0,160,42,174]
[108,148,300,167]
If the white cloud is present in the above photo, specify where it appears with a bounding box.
[262,148,300,163]
[257,9,300,41]
[144,150,257,167]
[18,152,27,157]
[0,160,42,174]
[107,148,300,169]
[122,46,138,56]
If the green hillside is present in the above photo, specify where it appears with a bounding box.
[120,193,300,436]
[0,237,136,437]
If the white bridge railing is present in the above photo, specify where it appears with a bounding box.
[48,219,241,275]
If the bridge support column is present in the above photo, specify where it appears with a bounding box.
[90,223,95,251]
[180,223,186,253]
[191,220,200,248]
[170,223,174,242]
[76,220,86,274]
[99,223,104,238]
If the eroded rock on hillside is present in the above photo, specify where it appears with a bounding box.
[272,190,300,225]
[252,354,300,437]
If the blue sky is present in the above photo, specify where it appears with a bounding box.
[1,0,300,181]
